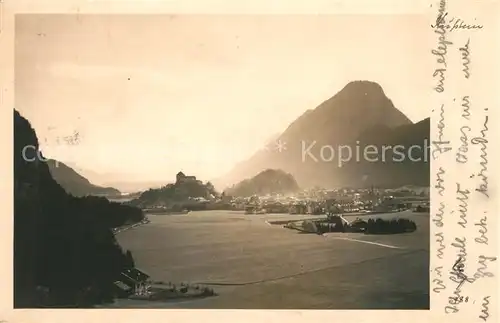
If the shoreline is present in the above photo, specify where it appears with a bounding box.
[113,219,149,235]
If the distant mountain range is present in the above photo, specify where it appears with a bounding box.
[224,169,300,197]
[61,163,167,193]
[44,80,429,194]
[215,80,430,189]
[46,159,121,197]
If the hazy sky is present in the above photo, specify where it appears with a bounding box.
[15,14,431,182]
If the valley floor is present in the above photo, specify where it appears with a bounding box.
[109,210,429,309]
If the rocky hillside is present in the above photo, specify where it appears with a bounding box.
[216,81,429,189]
[130,178,218,209]
[224,169,300,197]
[14,109,142,308]
[47,159,121,197]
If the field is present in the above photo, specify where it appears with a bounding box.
[110,210,429,309]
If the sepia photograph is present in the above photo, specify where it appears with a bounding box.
[13,14,431,309]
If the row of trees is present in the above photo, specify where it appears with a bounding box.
[364,218,417,234]
[315,217,417,234]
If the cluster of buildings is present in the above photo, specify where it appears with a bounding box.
[133,171,430,215]
[224,186,429,215]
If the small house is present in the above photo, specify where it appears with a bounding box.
[115,268,151,296]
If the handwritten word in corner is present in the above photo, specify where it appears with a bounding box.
[431,12,483,32]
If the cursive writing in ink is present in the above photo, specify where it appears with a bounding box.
[471,115,489,197]
[445,304,459,314]
[433,69,446,93]
[430,11,448,29]
[456,125,470,164]
[432,104,452,159]
[459,39,471,79]
[435,167,445,196]
[450,256,472,287]
[448,238,470,312]
[472,255,496,281]
[479,296,491,321]
[433,202,444,228]
[431,12,484,31]
[431,2,451,93]
[433,278,446,293]
[435,232,445,259]
[456,183,469,228]
[474,216,488,245]
[449,17,483,32]
[450,238,467,271]
[433,265,446,293]
[461,96,470,119]
[446,255,470,314]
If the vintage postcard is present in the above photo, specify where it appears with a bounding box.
[0,0,498,322]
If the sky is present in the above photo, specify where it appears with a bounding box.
[15,14,431,183]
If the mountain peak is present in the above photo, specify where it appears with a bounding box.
[217,81,425,189]
[342,80,384,94]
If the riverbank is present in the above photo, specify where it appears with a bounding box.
[113,218,150,235]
